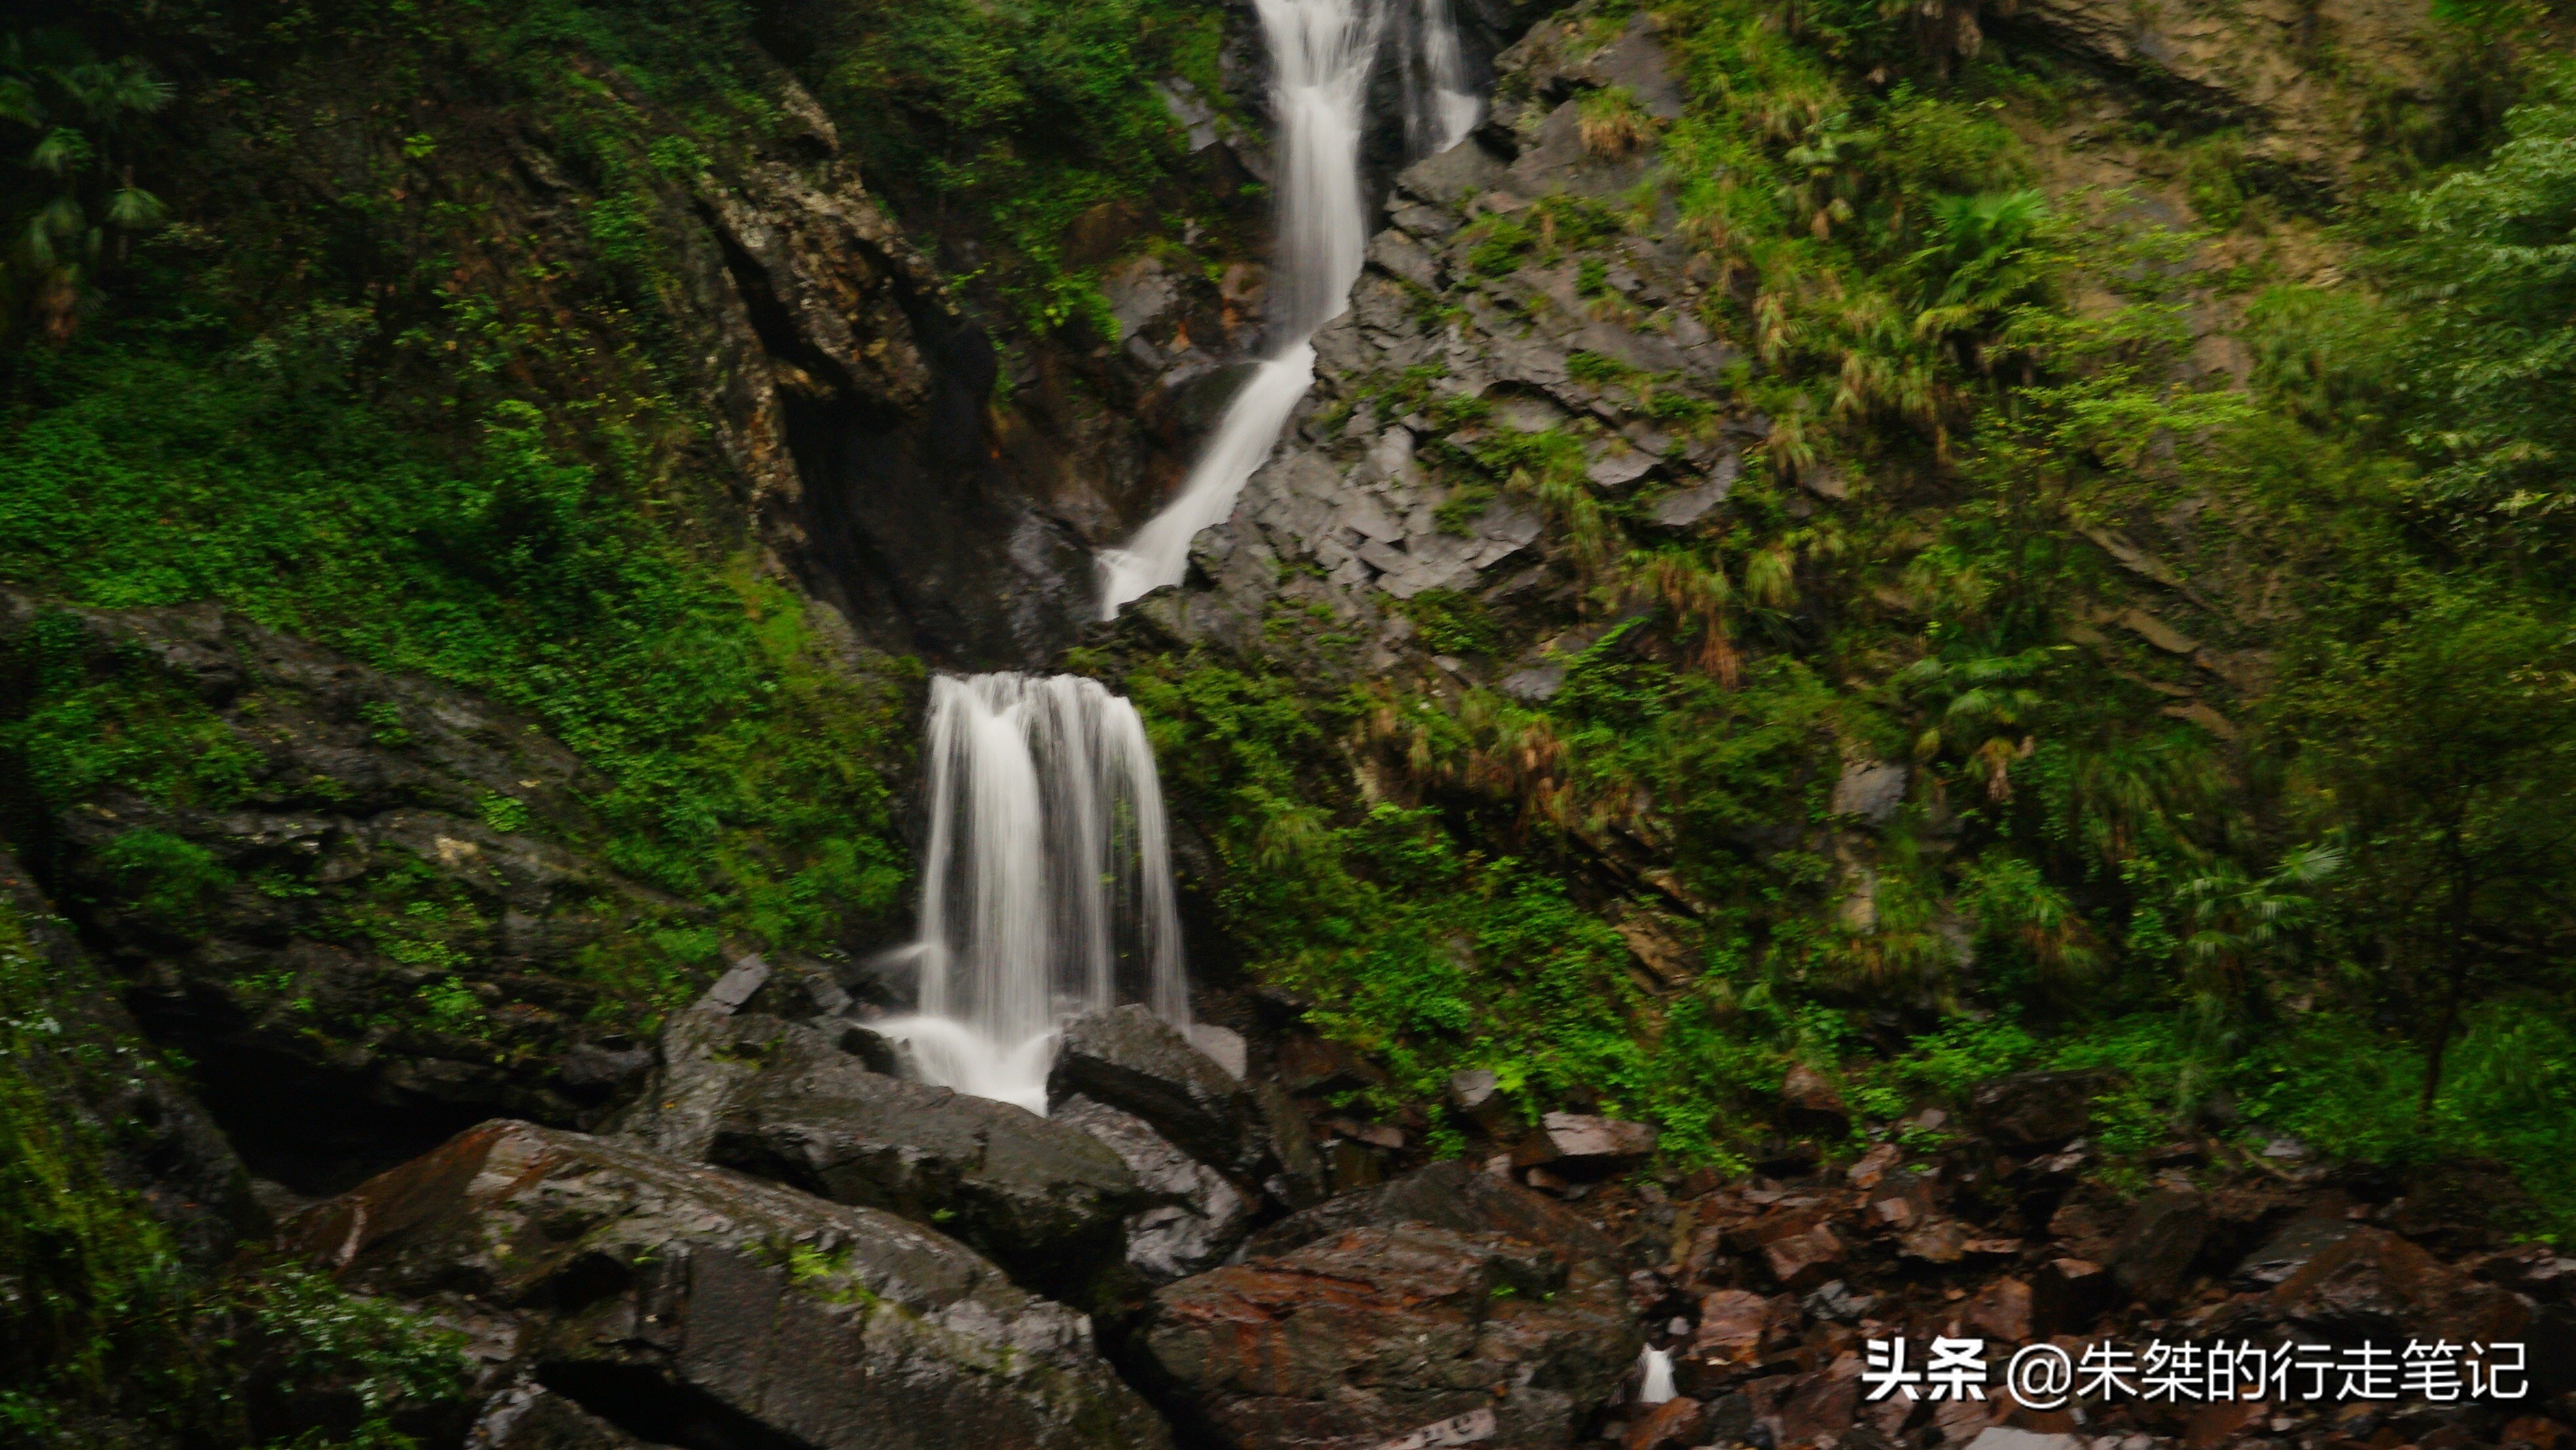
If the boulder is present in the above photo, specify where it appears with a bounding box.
[1645,476,1730,531]
[1624,1396,1704,1450]
[1145,1223,1637,1450]
[2106,1189,2210,1304]
[1764,1224,1846,1290]
[614,1010,1142,1296]
[0,593,671,1188]
[1251,1078,1329,1208]
[1049,1005,1267,1178]
[1779,1065,1850,1137]
[1962,1276,2032,1343]
[1055,1092,1255,1282]
[1275,1032,1389,1095]
[291,1120,1173,1450]
[2030,1256,2114,1336]
[1516,1112,1658,1176]
[1689,1289,1780,1375]
[1829,762,1909,826]
[2232,1214,2357,1286]
[1968,1069,2120,1150]
[1241,1159,1622,1271]
[2266,1226,2530,1345]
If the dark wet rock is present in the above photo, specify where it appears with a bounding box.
[1829,762,1909,826]
[2233,1214,2358,1286]
[1144,1222,1637,1450]
[1625,1396,1704,1450]
[2263,1226,2530,1345]
[0,592,677,1192]
[0,846,260,1262]
[1763,1222,1846,1290]
[1055,1092,1255,1282]
[292,1120,1173,1450]
[1251,1077,1329,1209]
[2030,1256,2114,1336]
[1276,1033,1390,1096]
[1645,475,1734,531]
[1516,1112,1657,1177]
[2107,1188,2209,1304]
[1778,1065,1849,1137]
[1048,1004,1268,1179]
[1689,1289,1788,1387]
[1243,1159,1622,1270]
[700,147,1101,663]
[1968,1069,2120,1150]
[613,1010,1142,1296]
[1961,1275,2032,1343]
[1501,662,1568,702]
[469,1383,651,1450]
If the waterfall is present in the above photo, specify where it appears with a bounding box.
[1636,1347,1677,1406]
[1412,0,1483,156]
[874,675,1187,1114]
[1096,0,1484,617]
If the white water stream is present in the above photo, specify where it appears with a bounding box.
[1096,0,1482,617]
[889,1,1485,1112]
[873,675,1187,1114]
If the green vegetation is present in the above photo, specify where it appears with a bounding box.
[1128,0,2576,1233]
[0,894,469,1445]
[795,0,1232,333]
[0,0,922,1025]
[0,33,172,343]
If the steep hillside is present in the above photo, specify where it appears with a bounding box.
[5,0,2576,1443]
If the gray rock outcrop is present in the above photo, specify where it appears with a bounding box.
[613,1010,1144,1298]
[291,1120,1174,1450]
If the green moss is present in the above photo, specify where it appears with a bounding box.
[92,829,234,932]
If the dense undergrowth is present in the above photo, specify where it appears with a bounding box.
[0,0,944,1013]
[3,2,2575,1436]
[771,0,1241,336]
[0,894,471,1446]
[1123,0,2576,1235]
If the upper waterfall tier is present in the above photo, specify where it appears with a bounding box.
[1097,0,1482,618]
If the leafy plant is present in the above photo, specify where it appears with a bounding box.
[0,33,171,341]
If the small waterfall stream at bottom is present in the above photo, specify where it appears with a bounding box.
[870,673,1190,1114]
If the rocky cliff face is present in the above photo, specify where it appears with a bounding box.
[0,590,700,1190]
[1140,7,1749,681]
[10,0,2576,1445]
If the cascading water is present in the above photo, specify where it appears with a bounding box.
[872,675,1187,1114]
[1096,0,1482,617]
[889,0,1486,1112]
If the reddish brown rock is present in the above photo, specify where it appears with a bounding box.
[2269,1225,2530,1345]
[1964,1275,2033,1343]
[1689,1289,1780,1371]
[1900,1217,1971,1265]
[2030,1257,2113,1336]
[1622,1395,1704,1450]
[1783,1366,1862,1443]
[1516,1112,1658,1174]
[1846,1142,1901,1190]
[1763,1223,1846,1290]
[1781,1064,1850,1136]
[1243,1159,1622,1269]
[1969,1069,2119,1150]
[2185,1400,2265,1449]
[2107,1189,2209,1303]
[1931,1396,2000,1444]
[1145,1223,1639,1450]
[1870,1171,1941,1229]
